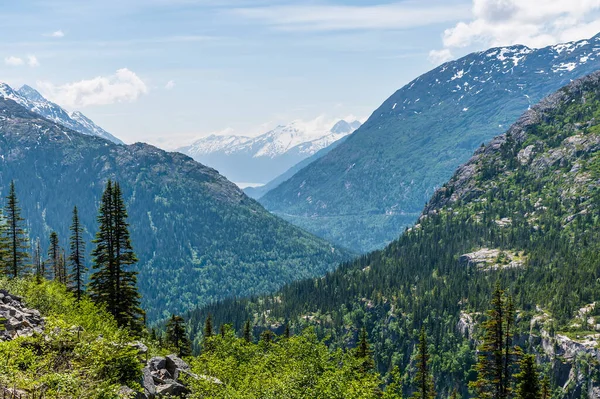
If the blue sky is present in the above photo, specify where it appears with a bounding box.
[2,0,600,149]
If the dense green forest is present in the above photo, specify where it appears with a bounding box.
[187,72,600,397]
[0,96,351,322]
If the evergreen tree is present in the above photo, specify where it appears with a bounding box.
[4,181,29,278]
[504,295,517,395]
[383,366,403,399]
[32,238,43,282]
[412,327,435,399]
[47,232,61,281]
[356,327,376,373]
[243,320,252,343]
[515,355,540,399]
[165,315,191,357]
[0,209,9,275]
[219,324,226,338]
[68,206,86,302]
[470,285,518,399]
[204,314,213,338]
[89,181,144,332]
[60,248,67,285]
[111,183,143,330]
[541,375,551,399]
[261,329,274,344]
[284,324,290,339]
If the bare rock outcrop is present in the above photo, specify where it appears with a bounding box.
[0,290,44,341]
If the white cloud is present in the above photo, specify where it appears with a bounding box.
[27,55,40,67]
[165,80,175,90]
[45,30,65,38]
[4,56,24,66]
[233,2,471,31]
[431,0,600,62]
[428,49,454,65]
[37,68,148,108]
[4,55,41,67]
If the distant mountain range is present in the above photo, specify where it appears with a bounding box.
[0,96,350,321]
[178,119,361,184]
[258,34,600,253]
[0,82,123,144]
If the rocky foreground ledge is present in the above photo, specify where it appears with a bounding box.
[0,289,44,340]
[120,352,222,399]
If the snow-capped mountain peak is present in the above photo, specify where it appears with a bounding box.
[0,82,123,145]
[17,85,46,102]
[182,118,362,160]
[178,117,362,184]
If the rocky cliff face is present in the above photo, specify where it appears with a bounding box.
[425,71,600,215]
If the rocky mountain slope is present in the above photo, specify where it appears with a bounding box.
[179,119,360,184]
[259,34,600,253]
[0,97,350,321]
[0,82,123,144]
[189,71,600,397]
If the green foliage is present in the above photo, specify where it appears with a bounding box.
[187,328,383,399]
[412,327,435,399]
[469,286,518,399]
[166,314,191,357]
[356,327,375,373]
[0,278,142,399]
[47,231,62,282]
[68,206,87,302]
[89,181,144,333]
[3,181,29,278]
[383,366,403,399]
[515,355,540,399]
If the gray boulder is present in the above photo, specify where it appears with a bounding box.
[0,289,45,341]
[165,354,190,381]
[155,381,189,397]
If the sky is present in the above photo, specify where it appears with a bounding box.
[2,0,600,149]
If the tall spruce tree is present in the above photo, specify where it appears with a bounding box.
[243,320,252,343]
[0,209,9,276]
[4,181,29,278]
[356,327,376,373]
[89,181,144,332]
[47,232,61,282]
[470,285,518,399]
[541,375,551,399]
[166,315,191,357]
[412,327,435,399]
[68,206,86,302]
[32,238,43,282]
[204,314,213,338]
[515,355,540,399]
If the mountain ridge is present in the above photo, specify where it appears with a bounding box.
[258,34,600,253]
[0,96,351,321]
[0,82,123,144]
[179,118,361,184]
